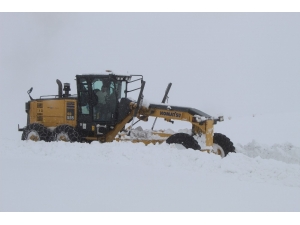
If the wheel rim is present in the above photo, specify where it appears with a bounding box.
[27,131,40,141]
[212,143,225,158]
[55,132,70,142]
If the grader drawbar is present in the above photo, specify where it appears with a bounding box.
[18,72,235,157]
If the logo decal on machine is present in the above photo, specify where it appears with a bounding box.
[159,111,181,118]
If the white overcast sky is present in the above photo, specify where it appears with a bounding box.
[1,4,300,138]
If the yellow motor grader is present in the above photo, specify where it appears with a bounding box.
[18,72,235,157]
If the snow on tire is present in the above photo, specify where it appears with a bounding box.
[166,133,201,150]
[212,133,235,157]
[21,123,51,142]
[51,124,81,142]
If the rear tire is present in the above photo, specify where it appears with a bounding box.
[21,123,51,142]
[166,133,201,150]
[212,133,235,157]
[51,125,81,142]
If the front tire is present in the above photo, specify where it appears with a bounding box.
[166,133,201,150]
[212,133,235,157]
[21,123,51,142]
[51,125,81,142]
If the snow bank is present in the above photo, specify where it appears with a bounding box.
[1,138,300,211]
[1,138,300,187]
[236,141,300,165]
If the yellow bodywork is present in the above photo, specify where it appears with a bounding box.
[27,99,215,150]
[113,104,215,149]
[29,99,77,128]
[137,105,214,148]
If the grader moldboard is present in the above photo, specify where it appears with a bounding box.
[18,72,235,157]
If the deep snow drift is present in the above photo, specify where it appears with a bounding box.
[1,107,300,212]
[1,133,300,212]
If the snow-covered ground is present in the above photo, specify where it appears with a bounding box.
[2,12,300,225]
[1,119,300,212]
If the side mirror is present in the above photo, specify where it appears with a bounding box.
[27,87,33,94]
[27,87,33,100]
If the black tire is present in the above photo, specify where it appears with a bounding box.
[213,133,235,157]
[21,123,51,142]
[51,125,81,142]
[166,133,201,150]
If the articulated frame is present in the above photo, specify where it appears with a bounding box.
[109,103,216,150]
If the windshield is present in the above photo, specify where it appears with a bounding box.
[76,75,130,123]
[92,78,124,121]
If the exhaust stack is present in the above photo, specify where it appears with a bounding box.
[56,79,63,98]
